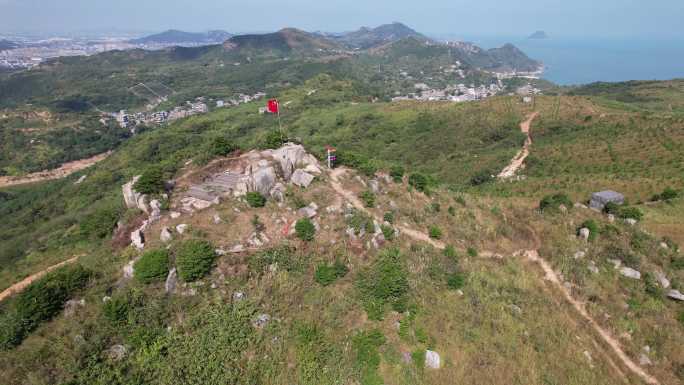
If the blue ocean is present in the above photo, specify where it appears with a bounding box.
[458,36,684,85]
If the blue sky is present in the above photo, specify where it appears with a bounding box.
[1,0,683,38]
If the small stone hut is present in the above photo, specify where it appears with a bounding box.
[590,190,625,210]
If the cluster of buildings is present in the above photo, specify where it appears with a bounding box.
[115,92,266,131]
[392,82,504,103]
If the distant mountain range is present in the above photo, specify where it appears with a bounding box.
[130,29,232,45]
[0,39,20,51]
[331,22,432,49]
[223,28,342,54]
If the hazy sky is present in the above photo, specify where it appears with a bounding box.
[1,0,683,38]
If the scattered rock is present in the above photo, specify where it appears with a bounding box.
[74,175,87,185]
[253,314,271,328]
[607,259,622,269]
[574,251,586,259]
[607,214,615,223]
[102,296,112,303]
[668,290,684,301]
[107,344,127,361]
[291,169,315,188]
[655,271,670,289]
[574,203,588,210]
[233,292,245,301]
[456,289,464,296]
[229,244,246,253]
[131,229,145,249]
[303,164,322,175]
[509,304,522,315]
[122,259,136,279]
[368,179,380,194]
[298,203,318,218]
[215,248,227,256]
[660,242,669,250]
[425,350,441,369]
[640,353,653,366]
[625,218,637,226]
[160,227,173,243]
[578,228,590,241]
[213,214,222,224]
[250,165,277,197]
[620,267,641,280]
[64,299,85,317]
[588,261,599,274]
[122,176,147,213]
[270,183,286,202]
[165,268,177,294]
[176,224,189,234]
[170,211,181,219]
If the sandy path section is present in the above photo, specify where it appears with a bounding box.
[0,257,79,302]
[0,151,111,188]
[498,112,539,179]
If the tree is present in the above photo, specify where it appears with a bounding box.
[176,240,217,282]
[134,167,165,195]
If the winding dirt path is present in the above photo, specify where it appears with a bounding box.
[0,151,111,188]
[0,257,79,302]
[498,112,539,179]
[329,166,659,384]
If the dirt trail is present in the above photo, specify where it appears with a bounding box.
[498,112,539,179]
[522,249,659,385]
[329,168,446,249]
[0,257,79,302]
[329,167,658,384]
[0,151,111,188]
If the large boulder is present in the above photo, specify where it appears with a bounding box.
[131,229,145,249]
[620,267,641,280]
[291,169,315,188]
[122,176,150,214]
[271,143,320,180]
[668,290,684,301]
[249,165,277,196]
[165,268,178,294]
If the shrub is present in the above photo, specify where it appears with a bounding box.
[390,165,405,183]
[356,248,409,320]
[314,260,349,286]
[245,191,266,208]
[347,209,373,235]
[652,187,679,202]
[408,173,428,192]
[134,167,165,195]
[444,245,458,260]
[643,273,663,298]
[603,202,621,215]
[381,225,395,241]
[176,239,217,282]
[383,211,395,224]
[80,205,121,239]
[102,294,131,324]
[539,193,573,212]
[448,206,456,216]
[469,170,493,186]
[134,249,170,284]
[209,137,237,157]
[428,226,442,239]
[1,265,91,350]
[467,247,478,257]
[429,202,441,213]
[263,129,285,149]
[295,218,316,241]
[352,330,386,385]
[579,220,599,241]
[678,311,684,327]
[447,272,466,290]
[359,190,376,208]
[618,206,643,221]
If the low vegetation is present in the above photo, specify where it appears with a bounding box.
[134,249,170,283]
[356,248,409,320]
[175,239,216,282]
[295,218,316,241]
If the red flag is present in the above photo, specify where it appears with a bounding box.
[267,99,279,114]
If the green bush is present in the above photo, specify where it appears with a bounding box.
[209,137,237,157]
[245,191,266,208]
[444,245,458,260]
[134,249,170,284]
[383,211,395,224]
[652,187,679,202]
[1,265,91,350]
[80,205,121,239]
[352,330,386,385]
[314,260,349,286]
[618,206,644,221]
[539,193,573,212]
[469,170,493,186]
[408,173,428,192]
[134,166,166,195]
[102,294,131,324]
[347,209,374,235]
[263,129,285,149]
[643,273,663,298]
[295,218,316,241]
[467,247,478,257]
[176,239,217,282]
[579,220,599,241]
[356,248,409,320]
[429,202,441,213]
[360,190,376,208]
[428,226,442,239]
[390,165,405,183]
[447,272,466,290]
[381,225,395,241]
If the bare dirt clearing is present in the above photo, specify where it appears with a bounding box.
[0,151,111,188]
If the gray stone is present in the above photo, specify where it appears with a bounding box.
[122,259,136,279]
[102,296,112,303]
[170,211,181,219]
[291,169,315,188]
[250,165,277,196]
[270,183,286,202]
[625,218,638,226]
[176,224,189,234]
[574,203,588,209]
[620,267,641,280]
[298,204,318,218]
[369,179,380,194]
[230,244,246,253]
[668,290,684,301]
[590,190,624,211]
[655,271,670,289]
[122,176,143,210]
[253,313,271,328]
[160,227,173,243]
[271,143,320,180]
[578,228,590,241]
[574,251,586,259]
[165,268,177,294]
[608,258,622,269]
[131,229,145,249]
[213,214,222,224]
[607,214,615,223]
[425,350,441,369]
[107,344,127,361]
[640,353,653,366]
[588,261,599,274]
[233,292,245,301]
[64,299,85,317]
[303,164,322,175]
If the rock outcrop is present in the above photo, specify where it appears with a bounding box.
[425,350,441,369]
